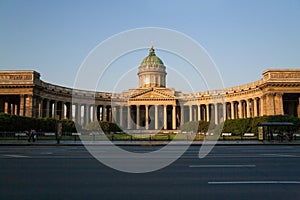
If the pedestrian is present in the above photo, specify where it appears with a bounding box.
[32,129,37,142]
[28,129,36,142]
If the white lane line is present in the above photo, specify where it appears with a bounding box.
[260,154,296,157]
[3,154,30,158]
[208,181,300,185]
[189,164,256,168]
[40,152,53,155]
[207,155,300,158]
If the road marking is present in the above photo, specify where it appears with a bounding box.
[207,154,300,158]
[40,152,53,155]
[3,154,30,158]
[208,181,300,185]
[189,164,256,168]
[260,154,296,157]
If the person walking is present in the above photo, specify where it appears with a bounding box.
[28,129,36,142]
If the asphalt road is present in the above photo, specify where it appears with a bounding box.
[1,145,300,200]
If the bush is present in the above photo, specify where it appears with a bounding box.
[0,113,78,132]
[222,118,252,134]
[109,122,122,133]
[84,121,102,131]
[222,115,300,134]
[181,120,211,133]
[181,121,198,133]
[84,121,122,133]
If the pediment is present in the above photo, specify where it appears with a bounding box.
[130,88,175,99]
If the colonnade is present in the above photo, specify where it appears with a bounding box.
[0,93,290,129]
[182,97,262,125]
[109,97,263,130]
[112,104,178,130]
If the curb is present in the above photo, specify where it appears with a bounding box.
[1,141,300,146]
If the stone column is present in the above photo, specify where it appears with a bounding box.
[65,103,69,120]
[136,105,140,129]
[107,106,112,122]
[163,105,167,130]
[238,100,243,119]
[247,99,251,118]
[230,102,235,119]
[76,104,81,125]
[222,103,226,122]
[127,105,131,129]
[53,100,57,119]
[274,93,284,115]
[45,99,50,118]
[40,99,43,117]
[90,105,94,122]
[189,105,193,122]
[89,105,93,123]
[180,105,185,125]
[13,104,18,115]
[25,95,33,117]
[253,98,258,117]
[99,106,102,121]
[260,96,265,116]
[197,105,201,121]
[193,106,197,121]
[298,98,300,118]
[119,106,123,127]
[206,104,210,122]
[19,95,25,116]
[96,105,101,121]
[155,105,158,130]
[145,105,149,130]
[32,96,38,118]
[99,106,103,121]
[39,99,43,118]
[103,106,107,121]
[88,105,91,123]
[4,101,8,114]
[84,105,89,125]
[68,103,73,120]
[214,103,218,124]
[172,105,176,130]
[36,97,43,118]
[83,105,86,125]
[112,106,116,123]
[265,93,275,115]
[61,102,65,119]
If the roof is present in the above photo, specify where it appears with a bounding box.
[140,46,164,65]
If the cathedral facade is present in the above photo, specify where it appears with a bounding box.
[0,47,300,130]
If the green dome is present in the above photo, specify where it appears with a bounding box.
[140,46,164,65]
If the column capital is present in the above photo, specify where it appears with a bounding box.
[267,92,276,97]
[275,92,284,97]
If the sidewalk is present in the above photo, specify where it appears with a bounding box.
[1,139,300,146]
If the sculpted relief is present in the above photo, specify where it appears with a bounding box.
[264,71,300,81]
[0,75,32,82]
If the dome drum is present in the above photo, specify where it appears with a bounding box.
[138,46,167,88]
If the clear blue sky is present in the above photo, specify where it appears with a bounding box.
[0,0,299,92]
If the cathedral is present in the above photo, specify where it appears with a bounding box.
[0,47,300,131]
